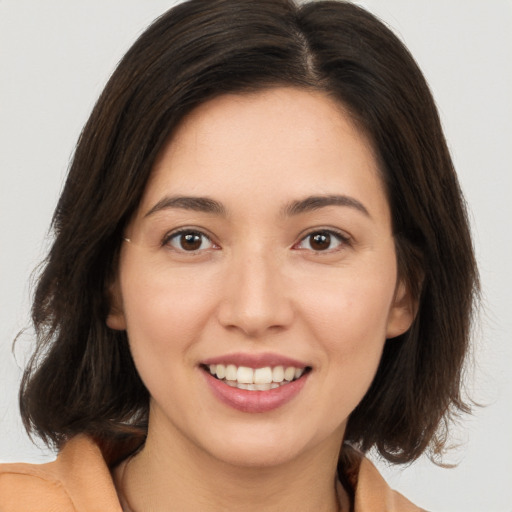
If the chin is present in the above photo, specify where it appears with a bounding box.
[197,421,338,470]
[210,440,304,469]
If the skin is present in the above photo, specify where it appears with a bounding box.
[108,87,414,512]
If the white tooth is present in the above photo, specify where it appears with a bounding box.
[272,366,284,383]
[284,367,295,381]
[246,384,256,391]
[237,383,250,390]
[209,364,217,375]
[294,368,304,379]
[254,367,272,384]
[254,382,272,391]
[237,366,254,384]
[270,382,280,389]
[225,380,237,387]
[215,364,226,379]
[225,364,237,381]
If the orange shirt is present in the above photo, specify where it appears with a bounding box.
[0,435,425,511]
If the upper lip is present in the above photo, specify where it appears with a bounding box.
[201,352,309,369]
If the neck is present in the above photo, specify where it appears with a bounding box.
[114,415,348,512]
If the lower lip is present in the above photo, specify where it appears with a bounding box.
[202,370,309,413]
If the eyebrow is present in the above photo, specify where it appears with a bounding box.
[282,195,370,218]
[144,193,370,219]
[144,195,226,217]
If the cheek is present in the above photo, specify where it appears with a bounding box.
[119,262,219,360]
[299,263,397,373]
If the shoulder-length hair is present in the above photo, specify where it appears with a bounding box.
[20,0,478,466]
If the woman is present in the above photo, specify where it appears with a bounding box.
[0,0,478,510]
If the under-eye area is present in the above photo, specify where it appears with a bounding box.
[201,364,312,391]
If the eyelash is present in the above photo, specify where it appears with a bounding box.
[162,228,219,253]
[293,229,351,252]
[161,228,351,254]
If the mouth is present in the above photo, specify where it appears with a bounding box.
[201,363,311,391]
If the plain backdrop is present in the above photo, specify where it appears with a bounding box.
[1,1,511,511]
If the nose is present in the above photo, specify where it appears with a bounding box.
[216,246,294,338]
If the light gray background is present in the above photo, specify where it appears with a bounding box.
[1,1,511,511]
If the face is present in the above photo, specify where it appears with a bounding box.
[108,87,413,468]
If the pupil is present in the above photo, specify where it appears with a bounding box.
[181,233,202,250]
[311,233,330,250]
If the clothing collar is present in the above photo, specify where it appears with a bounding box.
[5,434,424,511]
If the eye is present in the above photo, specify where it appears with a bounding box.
[163,229,218,253]
[294,230,349,252]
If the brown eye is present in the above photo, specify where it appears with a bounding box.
[180,233,202,250]
[294,230,348,252]
[165,230,215,252]
[310,233,331,251]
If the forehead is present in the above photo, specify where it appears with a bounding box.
[138,87,388,222]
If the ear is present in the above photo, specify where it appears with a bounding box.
[386,279,416,339]
[106,279,127,331]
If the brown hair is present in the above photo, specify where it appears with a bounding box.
[20,0,478,468]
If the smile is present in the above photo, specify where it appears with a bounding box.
[205,364,307,391]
